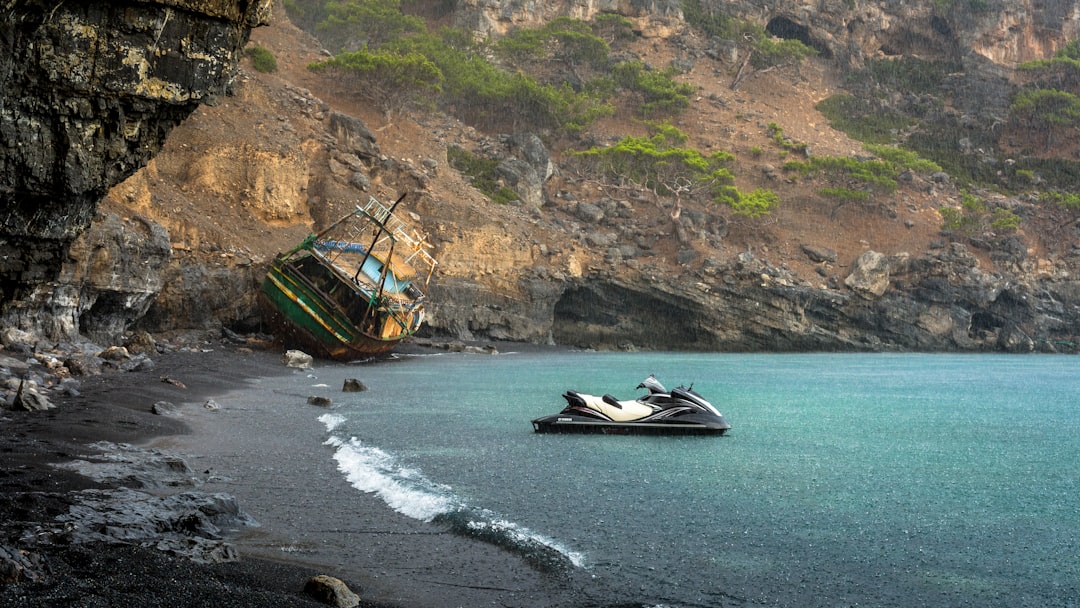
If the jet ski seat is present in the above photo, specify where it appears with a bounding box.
[588,393,655,422]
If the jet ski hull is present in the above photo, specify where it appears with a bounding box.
[531,413,730,436]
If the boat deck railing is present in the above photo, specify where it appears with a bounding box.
[357,196,437,280]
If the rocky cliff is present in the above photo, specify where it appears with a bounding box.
[0,0,270,340]
[4,0,1080,354]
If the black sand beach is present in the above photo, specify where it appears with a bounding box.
[0,341,594,608]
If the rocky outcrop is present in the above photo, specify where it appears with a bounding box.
[451,0,684,38]
[424,243,1080,353]
[0,0,271,339]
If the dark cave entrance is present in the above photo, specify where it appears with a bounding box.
[765,16,832,59]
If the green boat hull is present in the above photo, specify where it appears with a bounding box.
[258,257,409,360]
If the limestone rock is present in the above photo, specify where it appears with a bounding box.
[845,251,892,299]
[283,350,313,369]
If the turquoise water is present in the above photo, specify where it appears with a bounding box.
[315,351,1080,607]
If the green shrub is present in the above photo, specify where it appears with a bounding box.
[864,144,941,174]
[681,0,750,39]
[940,191,1020,235]
[446,146,520,204]
[1040,190,1080,208]
[766,122,809,155]
[732,188,780,218]
[308,46,442,117]
[611,60,695,116]
[389,29,610,133]
[1019,39,1080,88]
[590,13,635,43]
[1010,88,1080,127]
[496,17,610,69]
[569,123,775,215]
[784,156,898,193]
[752,36,816,69]
[245,45,277,73]
[815,94,914,145]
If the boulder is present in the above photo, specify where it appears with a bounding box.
[304,575,360,608]
[12,381,54,412]
[845,251,892,298]
[328,112,379,160]
[342,379,367,392]
[283,350,314,369]
[152,401,182,417]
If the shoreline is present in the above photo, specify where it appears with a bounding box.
[0,338,590,608]
[1,342,338,607]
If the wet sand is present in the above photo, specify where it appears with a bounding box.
[0,342,592,608]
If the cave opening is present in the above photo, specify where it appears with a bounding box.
[765,16,832,59]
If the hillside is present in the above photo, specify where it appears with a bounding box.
[97,4,1080,352]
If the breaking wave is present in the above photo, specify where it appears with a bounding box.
[319,415,582,571]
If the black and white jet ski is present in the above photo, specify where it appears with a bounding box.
[531,375,731,435]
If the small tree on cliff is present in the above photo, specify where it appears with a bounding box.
[308,47,443,119]
[568,123,776,242]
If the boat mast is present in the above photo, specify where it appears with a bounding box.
[355,192,408,284]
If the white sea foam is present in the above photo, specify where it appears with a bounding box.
[318,413,347,432]
[326,435,457,521]
[321,433,585,568]
[466,517,587,568]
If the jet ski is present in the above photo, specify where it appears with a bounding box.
[531,375,731,435]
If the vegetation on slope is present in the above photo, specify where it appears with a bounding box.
[287,0,827,215]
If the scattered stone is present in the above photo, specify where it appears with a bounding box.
[12,380,53,411]
[801,244,838,264]
[0,354,29,374]
[125,331,157,355]
[161,375,187,389]
[304,574,360,608]
[203,399,221,411]
[152,401,181,417]
[283,350,313,369]
[0,329,35,348]
[98,345,130,361]
[342,378,367,392]
[307,395,332,407]
[573,201,605,223]
[0,545,44,584]
[65,354,102,376]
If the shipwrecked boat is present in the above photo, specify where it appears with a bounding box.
[258,194,437,360]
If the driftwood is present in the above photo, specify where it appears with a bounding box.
[731,51,777,90]
[730,51,753,90]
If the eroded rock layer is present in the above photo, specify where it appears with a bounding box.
[0,0,269,334]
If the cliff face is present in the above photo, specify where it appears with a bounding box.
[0,0,270,339]
[5,0,1080,353]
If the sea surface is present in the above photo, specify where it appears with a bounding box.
[266,351,1079,607]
